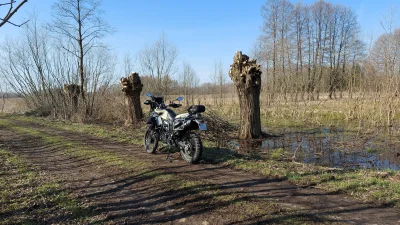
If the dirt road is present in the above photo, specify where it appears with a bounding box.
[0,116,399,224]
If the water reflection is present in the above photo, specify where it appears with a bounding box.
[260,128,400,170]
[231,128,400,170]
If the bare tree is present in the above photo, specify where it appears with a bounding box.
[47,0,113,117]
[370,8,400,94]
[0,82,5,113]
[0,13,74,117]
[123,53,135,76]
[84,47,115,116]
[259,0,364,99]
[139,33,178,95]
[293,2,306,96]
[0,0,28,28]
[261,0,279,93]
[0,11,114,119]
[180,62,197,106]
[211,61,227,105]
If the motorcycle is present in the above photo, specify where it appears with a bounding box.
[143,93,207,163]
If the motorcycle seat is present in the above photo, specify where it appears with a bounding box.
[175,113,189,119]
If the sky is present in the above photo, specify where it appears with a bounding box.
[1,0,400,84]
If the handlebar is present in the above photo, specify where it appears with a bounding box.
[145,93,182,110]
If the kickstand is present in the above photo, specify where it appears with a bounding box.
[166,147,174,162]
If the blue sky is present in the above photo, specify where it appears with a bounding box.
[1,0,400,83]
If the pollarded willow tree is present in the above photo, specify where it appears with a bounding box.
[229,51,262,139]
[120,72,143,125]
[63,84,81,114]
[48,0,113,117]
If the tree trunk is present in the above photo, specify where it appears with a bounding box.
[76,0,88,118]
[229,51,262,139]
[120,72,144,125]
[1,93,5,114]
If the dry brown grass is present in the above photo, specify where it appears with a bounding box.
[176,92,400,133]
[12,89,400,134]
[90,90,400,134]
[1,98,27,114]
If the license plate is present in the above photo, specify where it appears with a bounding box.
[199,123,207,131]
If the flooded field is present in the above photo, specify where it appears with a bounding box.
[237,128,400,170]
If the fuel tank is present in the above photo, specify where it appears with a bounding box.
[155,108,176,121]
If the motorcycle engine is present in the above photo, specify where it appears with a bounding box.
[159,125,170,143]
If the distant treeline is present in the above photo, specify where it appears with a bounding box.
[252,0,400,100]
[0,93,20,98]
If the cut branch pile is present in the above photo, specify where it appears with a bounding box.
[203,107,238,148]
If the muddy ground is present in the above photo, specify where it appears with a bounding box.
[0,116,399,224]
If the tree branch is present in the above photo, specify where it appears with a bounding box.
[0,17,29,27]
[0,0,28,28]
[0,1,16,7]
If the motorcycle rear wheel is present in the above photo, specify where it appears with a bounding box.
[180,133,202,163]
[144,126,159,154]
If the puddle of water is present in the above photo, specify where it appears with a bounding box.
[232,128,400,170]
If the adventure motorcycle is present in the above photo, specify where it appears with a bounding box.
[143,93,207,163]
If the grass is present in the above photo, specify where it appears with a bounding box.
[0,97,26,114]
[0,116,343,224]
[0,149,98,224]
[4,115,400,207]
[222,156,400,206]
[270,148,286,160]
[7,115,145,145]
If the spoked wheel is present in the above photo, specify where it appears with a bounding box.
[180,133,202,163]
[144,126,159,154]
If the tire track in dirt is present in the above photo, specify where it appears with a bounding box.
[2,117,400,224]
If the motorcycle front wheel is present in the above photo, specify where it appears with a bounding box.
[180,133,202,163]
[144,126,159,154]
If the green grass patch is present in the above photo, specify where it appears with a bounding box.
[0,149,97,224]
[365,148,378,153]
[270,148,285,160]
[9,115,145,145]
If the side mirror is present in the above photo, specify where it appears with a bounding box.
[144,100,151,105]
[146,93,152,97]
[176,97,183,101]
